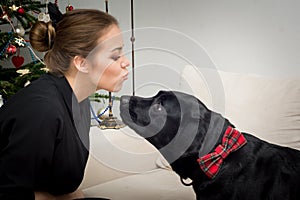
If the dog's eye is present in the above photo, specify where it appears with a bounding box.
[153,103,163,111]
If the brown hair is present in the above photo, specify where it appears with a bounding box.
[30,9,118,76]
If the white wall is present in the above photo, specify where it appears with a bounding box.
[3,1,299,96]
[78,0,300,72]
[84,0,300,96]
[130,0,300,76]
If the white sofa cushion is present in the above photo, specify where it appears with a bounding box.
[80,127,194,199]
[180,65,300,150]
[80,126,161,189]
[82,169,195,200]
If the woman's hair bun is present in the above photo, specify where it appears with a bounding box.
[29,21,56,52]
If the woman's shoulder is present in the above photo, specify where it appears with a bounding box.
[1,74,67,116]
[18,74,60,102]
[28,73,65,95]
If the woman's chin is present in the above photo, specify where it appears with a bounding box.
[102,86,122,93]
[97,81,124,92]
[112,82,125,92]
[112,85,122,92]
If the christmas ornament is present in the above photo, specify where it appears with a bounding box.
[38,0,50,23]
[0,6,10,23]
[9,5,19,11]
[12,55,25,68]
[14,37,26,47]
[24,80,31,87]
[17,7,25,15]
[0,95,3,107]
[6,44,17,55]
[14,24,26,37]
[38,12,50,23]
[17,69,30,76]
[66,4,74,11]
[1,12,9,21]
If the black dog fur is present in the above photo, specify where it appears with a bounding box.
[120,90,300,200]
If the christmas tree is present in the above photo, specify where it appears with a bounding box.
[0,0,47,100]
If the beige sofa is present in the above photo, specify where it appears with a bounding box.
[80,65,300,199]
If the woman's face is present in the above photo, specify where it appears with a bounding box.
[88,25,130,92]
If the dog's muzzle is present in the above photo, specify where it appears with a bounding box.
[120,95,131,105]
[120,95,132,124]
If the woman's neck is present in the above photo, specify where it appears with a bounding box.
[65,70,96,103]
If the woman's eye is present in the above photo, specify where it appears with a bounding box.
[111,55,121,61]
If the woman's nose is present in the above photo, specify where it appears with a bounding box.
[121,56,130,68]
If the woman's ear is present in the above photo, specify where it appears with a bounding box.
[73,56,89,73]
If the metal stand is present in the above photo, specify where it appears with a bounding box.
[131,0,135,96]
[98,92,125,129]
[98,116,125,129]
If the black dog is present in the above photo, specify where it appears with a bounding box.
[120,90,300,200]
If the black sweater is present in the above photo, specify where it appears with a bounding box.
[0,73,90,199]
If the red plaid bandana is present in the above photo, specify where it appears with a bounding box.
[197,126,247,179]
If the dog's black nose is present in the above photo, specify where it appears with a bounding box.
[120,95,131,105]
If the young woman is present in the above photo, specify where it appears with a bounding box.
[0,9,130,200]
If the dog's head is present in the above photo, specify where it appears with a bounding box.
[120,91,231,167]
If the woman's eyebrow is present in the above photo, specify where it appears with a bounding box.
[111,45,124,52]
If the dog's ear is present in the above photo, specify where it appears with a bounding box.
[191,110,201,119]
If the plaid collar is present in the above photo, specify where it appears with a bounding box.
[197,126,247,179]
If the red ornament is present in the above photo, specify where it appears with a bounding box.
[1,12,9,21]
[66,4,74,11]
[6,44,17,55]
[17,7,25,15]
[12,55,24,68]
